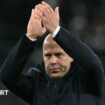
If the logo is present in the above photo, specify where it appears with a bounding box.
[0,90,9,95]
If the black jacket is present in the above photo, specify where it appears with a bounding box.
[0,27,104,105]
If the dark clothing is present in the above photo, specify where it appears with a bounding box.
[0,27,104,105]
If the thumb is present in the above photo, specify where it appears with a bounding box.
[41,27,46,35]
[55,7,60,19]
[30,9,35,19]
[55,7,59,14]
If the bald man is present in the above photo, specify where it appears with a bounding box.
[43,35,74,79]
[0,2,104,105]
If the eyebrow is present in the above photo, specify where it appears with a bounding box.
[44,51,65,55]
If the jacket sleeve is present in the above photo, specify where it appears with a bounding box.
[0,35,36,103]
[54,27,104,93]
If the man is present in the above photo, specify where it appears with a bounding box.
[0,1,104,105]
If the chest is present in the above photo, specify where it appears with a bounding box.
[32,77,99,105]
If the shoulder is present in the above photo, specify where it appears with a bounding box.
[26,62,45,81]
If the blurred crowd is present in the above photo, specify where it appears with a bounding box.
[59,0,105,70]
[0,0,105,105]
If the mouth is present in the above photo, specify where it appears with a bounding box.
[49,68,61,73]
[49,68,61,70]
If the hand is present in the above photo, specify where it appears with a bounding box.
[36,1,60,33]
[26,8,46,39]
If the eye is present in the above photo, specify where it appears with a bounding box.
[56,53,64,57]
[44,54,52,59]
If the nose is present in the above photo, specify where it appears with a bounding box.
[50,55,58,64]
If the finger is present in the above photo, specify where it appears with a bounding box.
[55,7,59,14]
[42,27,46,34]
[36,3,54,18]
[35,5,49,20]
[34,7,42,20]
[42,1,52,8]
[55,7,60,19]
[37,4,54,18]
[41,1,54,13]
[34,11,39,20]
[35,9,46,22]
[36,5,45,14]
[30,9,35,19]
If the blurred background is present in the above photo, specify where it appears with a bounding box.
[0,0,105,105]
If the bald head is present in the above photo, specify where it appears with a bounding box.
[43,34,60,52]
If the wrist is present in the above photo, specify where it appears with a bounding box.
[52,25,60,38]
[26,34,37,41]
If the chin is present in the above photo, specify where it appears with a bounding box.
[50,74,61,79]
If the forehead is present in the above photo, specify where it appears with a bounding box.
[43,35,67,54]
[43,35,65,53]
[43,40,64,53]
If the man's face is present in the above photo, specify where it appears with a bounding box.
[43,35,74,79]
